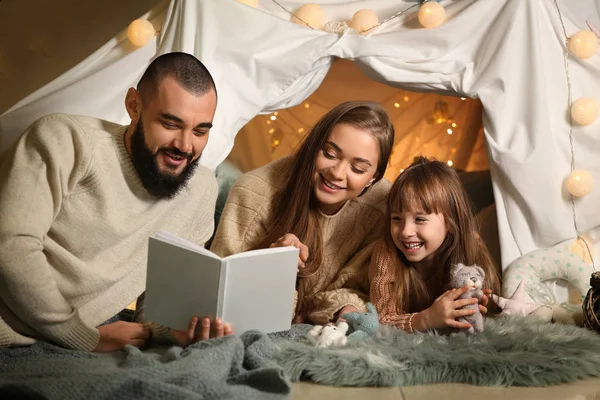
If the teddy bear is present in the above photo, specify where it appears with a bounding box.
[341,302,380,341]
[306,321,349,347]
[449,263,485,333]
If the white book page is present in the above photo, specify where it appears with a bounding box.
[221,247,298,334]
[144,238,223,332]
[154,230,220,259]
[223,245,297,261]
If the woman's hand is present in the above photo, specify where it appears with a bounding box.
[270,233,309,270]
[414,286,479,331]
[171,317,233,347]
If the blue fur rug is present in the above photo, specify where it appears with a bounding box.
[274,316,600,387]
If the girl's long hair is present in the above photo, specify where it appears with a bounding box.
[253,101,394,277]
[384,156,501,313]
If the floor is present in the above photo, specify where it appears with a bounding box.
[2,1,600,398]
[291,379,600,399]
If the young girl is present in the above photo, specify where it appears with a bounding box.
[211,101,395,324]
[369,156,500,332]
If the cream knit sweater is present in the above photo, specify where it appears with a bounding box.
[210,157,390,324]
[0,114,217,350]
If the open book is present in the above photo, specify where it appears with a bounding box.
[144,230,299,335]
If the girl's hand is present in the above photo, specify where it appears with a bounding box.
[479,289,492,315]
[270,233,309,269]
[416,286,479,330]
[171,317,233,347]
[336,305,360,322]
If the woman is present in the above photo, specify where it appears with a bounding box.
[210,101,395,324]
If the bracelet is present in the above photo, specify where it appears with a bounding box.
[408,313,415,333]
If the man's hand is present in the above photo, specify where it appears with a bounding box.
[171,316,233,347]
[270,233,309,270]
[94,321,151,352]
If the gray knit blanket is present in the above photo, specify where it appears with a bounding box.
[0,326,311,400]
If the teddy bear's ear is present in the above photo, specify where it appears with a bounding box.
[475,265,485,278]
[367,302,377,314]
[452,263,465,275]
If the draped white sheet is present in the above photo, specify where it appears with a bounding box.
[1,0,599,270]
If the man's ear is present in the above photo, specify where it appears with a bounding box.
[125,87,142,122]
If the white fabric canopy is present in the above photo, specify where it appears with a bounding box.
[1,0,599,271]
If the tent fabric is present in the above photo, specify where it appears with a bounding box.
[0,0,599,271]
[228,59,488,180]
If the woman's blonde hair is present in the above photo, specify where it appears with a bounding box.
[384,156,501,313]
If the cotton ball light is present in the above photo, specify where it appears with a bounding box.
[418,1,445,29]
[236,0,259,7]
[292,3,326,30]
[567,169,594,197]
[127,19,155,47]
[350,9,379,34]
[571,97,599,125]
[567,30,598,59]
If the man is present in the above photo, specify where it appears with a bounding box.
[0,52,231,352]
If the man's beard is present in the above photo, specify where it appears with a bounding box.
[129,119,199,199]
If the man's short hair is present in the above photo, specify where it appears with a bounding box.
[137,52,217,101]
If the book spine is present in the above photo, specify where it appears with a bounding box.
[216,260,227,319]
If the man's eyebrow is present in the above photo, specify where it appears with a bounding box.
[325,141,372,166]
[160,113,183,123]
[160,113,212,129]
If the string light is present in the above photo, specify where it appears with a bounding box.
[571,97,598,125]
[291,3,326,30]
[555,0,596,269]
[447,128,453,134]
[236,0,259,7]
[567,169,594,197]
[394,102,400,108]
[304,103,310,108]
[270,115,277,121]
[404,96,409,102]
[567,30,598,59]
[350,9,379,34]
[297,128,305,133]
[127,20,156,47]
[447,160,453,167]
[418,1,446,29]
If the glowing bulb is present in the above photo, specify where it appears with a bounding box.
[460,97,466,100]
[400,169,405,173]
[404,96,409,102]
[266,120,271,125]
[447,160,453,166]
[571,97,599,125]
[304,103,310,108]
[292,3,326,30]
[273,112,278,115]
[236,0,259,7]
[451,122,457,127]
[270,116,277,121]
[418,1,446,29]
[566,169,594,197]
[569,234,593,264]
[298,128,305,133]
[394,102,400,108]
[268,128,275,134]
[447,129,453,134]
[567,30,598,59]
[127,19,155,47]
[350,9,379,34]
